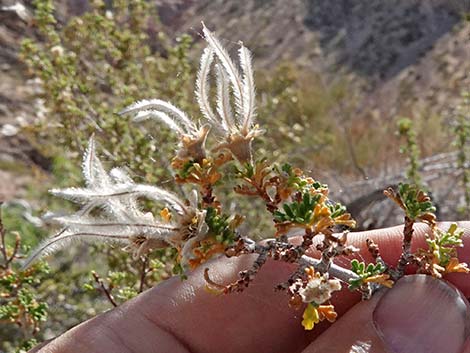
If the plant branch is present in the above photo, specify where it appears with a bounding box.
[92,271,118,307]
[138,256,149,293]
[392,216,414,280]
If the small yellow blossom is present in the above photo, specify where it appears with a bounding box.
[317,304,338,323]
[305,266,315,279]
[160,208,172,222]
[313,203,331,219]
[302,303,320,330]
[314,217,335,233]
[445,258,470,274]
[334,213,356,228]
[363,274,394,288]
[301,303,338,330]
[189,241,226,269]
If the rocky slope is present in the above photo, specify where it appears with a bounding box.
[160,0,469,119]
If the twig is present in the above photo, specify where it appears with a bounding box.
[0,205,18,269]
[138,256,149,293]
[0,204,8,267]
[275,264,308,292]
[392,216,414,280]
[207,234,360,294]
[366,238,385,268]
[92,271,117,307]
[201,183,215,208]
[299,255,359,283]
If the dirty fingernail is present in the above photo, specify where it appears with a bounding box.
[373,274,470,353]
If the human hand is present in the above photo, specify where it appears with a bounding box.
[30,222,470,353]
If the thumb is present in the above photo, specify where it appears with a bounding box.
[303,275,470,353]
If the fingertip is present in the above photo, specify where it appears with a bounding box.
[134,255,313,353]
[304,275,470,353]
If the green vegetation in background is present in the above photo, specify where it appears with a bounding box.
[255,63,336,168]
[11,0,196,347]
[453,91,470,216]
[0,206,49,352]
[397,117,423,188]
[20,0,195,184]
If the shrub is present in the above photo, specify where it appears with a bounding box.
[23,24,469,336]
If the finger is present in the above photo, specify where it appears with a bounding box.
[303,275,470,353]
[125,256,314,353]
[37,311,191,353]
[33,257,314,353]
[463,340,470,353]
[33,221,470,353]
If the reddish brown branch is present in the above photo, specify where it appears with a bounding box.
[138,256,150,293]
[392,216,414,280]
[0,206,22,269]
[366,238,385,267]
[0,204,8,268]
[92,271,117,307]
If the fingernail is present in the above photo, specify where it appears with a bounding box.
[373,275,470,353]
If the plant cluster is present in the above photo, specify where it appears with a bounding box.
[20,0,194,183]
[24,25,469,333]
[452,91,470,216]
[397,117,422,187]
[0,207,49,352]
[17,0,196,328]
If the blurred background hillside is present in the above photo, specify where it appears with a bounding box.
[0,0,469,349]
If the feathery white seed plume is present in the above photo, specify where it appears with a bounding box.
[119,24,261,163]
[50,184,188,215]
[119,99,198,135]
[238,44,256,133]
[133,110,184,134]
[23,229,130,268]
[201,24,257,135]
[109,167,133,184]
[196,46,218,126]
[198,24,260,162]
[24,138,206,268]
[215,63,235,132]
[119,97,210,161]
[202,22,245,121]
[82,136,110,188]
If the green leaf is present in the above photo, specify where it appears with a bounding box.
[283,204,294,218]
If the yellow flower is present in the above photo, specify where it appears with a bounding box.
[313,203,330,219]
[317,305,338,323]
[160,208,172,222]
[334,213,356,228]
[363,274,394,288]
[302,303,320,330]
[445,258,470,274]
[189,242,226,269]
